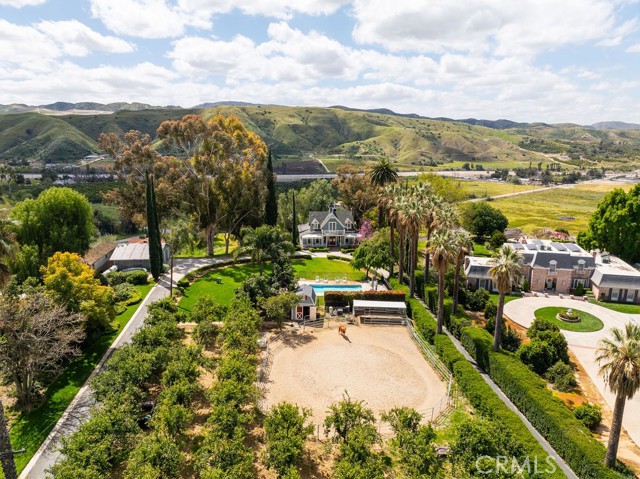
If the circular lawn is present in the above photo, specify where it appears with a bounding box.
[534,306,604,332]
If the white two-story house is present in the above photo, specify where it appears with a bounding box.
[298,205,358,249]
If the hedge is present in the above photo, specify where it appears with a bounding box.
[425,285,437,312]
[460,326,630,479]
[324,290,407,308]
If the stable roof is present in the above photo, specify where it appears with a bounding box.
[353,300,407,310]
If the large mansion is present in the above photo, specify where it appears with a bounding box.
[465,239,640,303]
[298,205,358,249]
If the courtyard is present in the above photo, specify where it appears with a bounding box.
[262,324,448,434]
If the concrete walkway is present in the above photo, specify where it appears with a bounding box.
[503,297,640,448]
[19,257,225,479]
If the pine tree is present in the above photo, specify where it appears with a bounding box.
[264,149,278,226]
[291,191,298,247]
[146,173,162,280]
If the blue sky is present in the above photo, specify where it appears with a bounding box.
[1,0,639,123]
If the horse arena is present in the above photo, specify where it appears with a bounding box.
[261,324,448,431]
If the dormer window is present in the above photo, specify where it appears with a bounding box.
[577,259,585,272]
[345,219,352,229]
[311,219,319,230]
[549,260,557,274]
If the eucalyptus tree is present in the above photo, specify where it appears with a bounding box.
[597,323,640,468]
[488,246,523,351]
[428,229,456,334]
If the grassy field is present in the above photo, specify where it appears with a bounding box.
[490,182,635,235]
[460,180,538,198]
[534,306,604,332]
[178,257,364,313]
[6,282,154,474]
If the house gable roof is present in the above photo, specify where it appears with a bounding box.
[308,209,354,228]
[83,242,117,265]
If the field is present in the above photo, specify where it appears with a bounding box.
[490,181,635,235]
[263,325,447,434]
[5,282,154,474]
[178,258,364,313]
[273,155,327,174]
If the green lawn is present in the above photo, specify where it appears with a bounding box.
[178,258,364,314]
[489,293,521,305]
[7,282,154,474]
[589,300,640,314]
[174,234,238,258]
[473,243,492,257]
[534,306,604,332]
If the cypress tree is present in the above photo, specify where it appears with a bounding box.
[264,148,278,226]
[146,173,162,280]
[291,191,298,247]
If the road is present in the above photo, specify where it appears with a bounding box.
[275,170,492,182]
[19,257,224,479]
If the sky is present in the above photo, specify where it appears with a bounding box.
[1,0,639,124]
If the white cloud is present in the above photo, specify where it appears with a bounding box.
[178,0,348,19]
[0,0,46,7]
[36,20,134,56]
[627,43,640,52]
[351,0,634,56]
[90,0,211,39]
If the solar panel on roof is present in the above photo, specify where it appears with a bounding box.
[525,244,538,250]
[551,242,567,251]
[565,243,582,252]
[530,239,543,245]
[512,243,524,250]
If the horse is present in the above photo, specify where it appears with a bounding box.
[338,325,347,336]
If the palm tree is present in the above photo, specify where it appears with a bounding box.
[369,159,398,226]
[398,197,423,298]
[0,220,16,288]
[233,225,294,275]
[451,229,473,312]
[596,323,640,468]
[428,229,456,334]
[383,183,402,278]
[488,245,523,351]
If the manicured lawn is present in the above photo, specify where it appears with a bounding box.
[174,233,238,258]
[534,306,604,332]
[473,243,492,257]
[589,300,640,314]
[488,293,521,305]
[178,258,364,314]
[7,282,154,474]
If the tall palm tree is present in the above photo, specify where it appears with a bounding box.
[233,225,294,275]
[597,323,640,468]
[452,229,473,312]
[383,183,402,278]
[428,229,456,334]
[398,197,423,298]
[0,220,16,288]
[369,159,398,227]
[488,245,523,351]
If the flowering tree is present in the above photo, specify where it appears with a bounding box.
[357,220,374,242]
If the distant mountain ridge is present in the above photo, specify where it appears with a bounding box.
[1,102,639,165]
[590,121,640,131]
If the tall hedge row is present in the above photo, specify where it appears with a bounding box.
[460,326,630,479]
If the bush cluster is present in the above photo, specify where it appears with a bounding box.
[106,269,149,286]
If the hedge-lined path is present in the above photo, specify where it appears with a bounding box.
[19,256,226,479]
[504,297,640,449]
[412,296,578,479]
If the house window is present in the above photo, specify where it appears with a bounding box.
[549,261,557,274]
[345,219,352,229]
[311,219,319,230]
[572,279,586,289]
[328,221,337,231]
[577,260,585,272]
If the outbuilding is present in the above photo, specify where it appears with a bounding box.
[352,299,407,324]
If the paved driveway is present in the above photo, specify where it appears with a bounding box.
[504,297,640,447]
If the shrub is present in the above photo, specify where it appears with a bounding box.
[460,326,492,370]
[177,277,190,289]
[574,402,603,431]
[114,302,127,316]
[105,271,129,286]
[489,230,508,250]
[521,278,530,292]
[190,297,225,324]
[574,282,585,296]
[408,298,436,344]
[501,327,522,353]
[449,314,472,339]
[527,317,559,338]
[126,270,149,285]
[424,285,437,312]
[467,288,489,311]
[483,301,497,322]
[517,338,555,375]
[113,283,136,303]
[124,292,142,305]
[546,361,577,392]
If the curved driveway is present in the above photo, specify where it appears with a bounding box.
[504,297,640,447]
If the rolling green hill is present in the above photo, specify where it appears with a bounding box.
[1,105,639,169]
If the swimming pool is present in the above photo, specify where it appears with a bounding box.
[311,284,363,296]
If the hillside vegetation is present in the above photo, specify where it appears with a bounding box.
[1,105,640,168]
